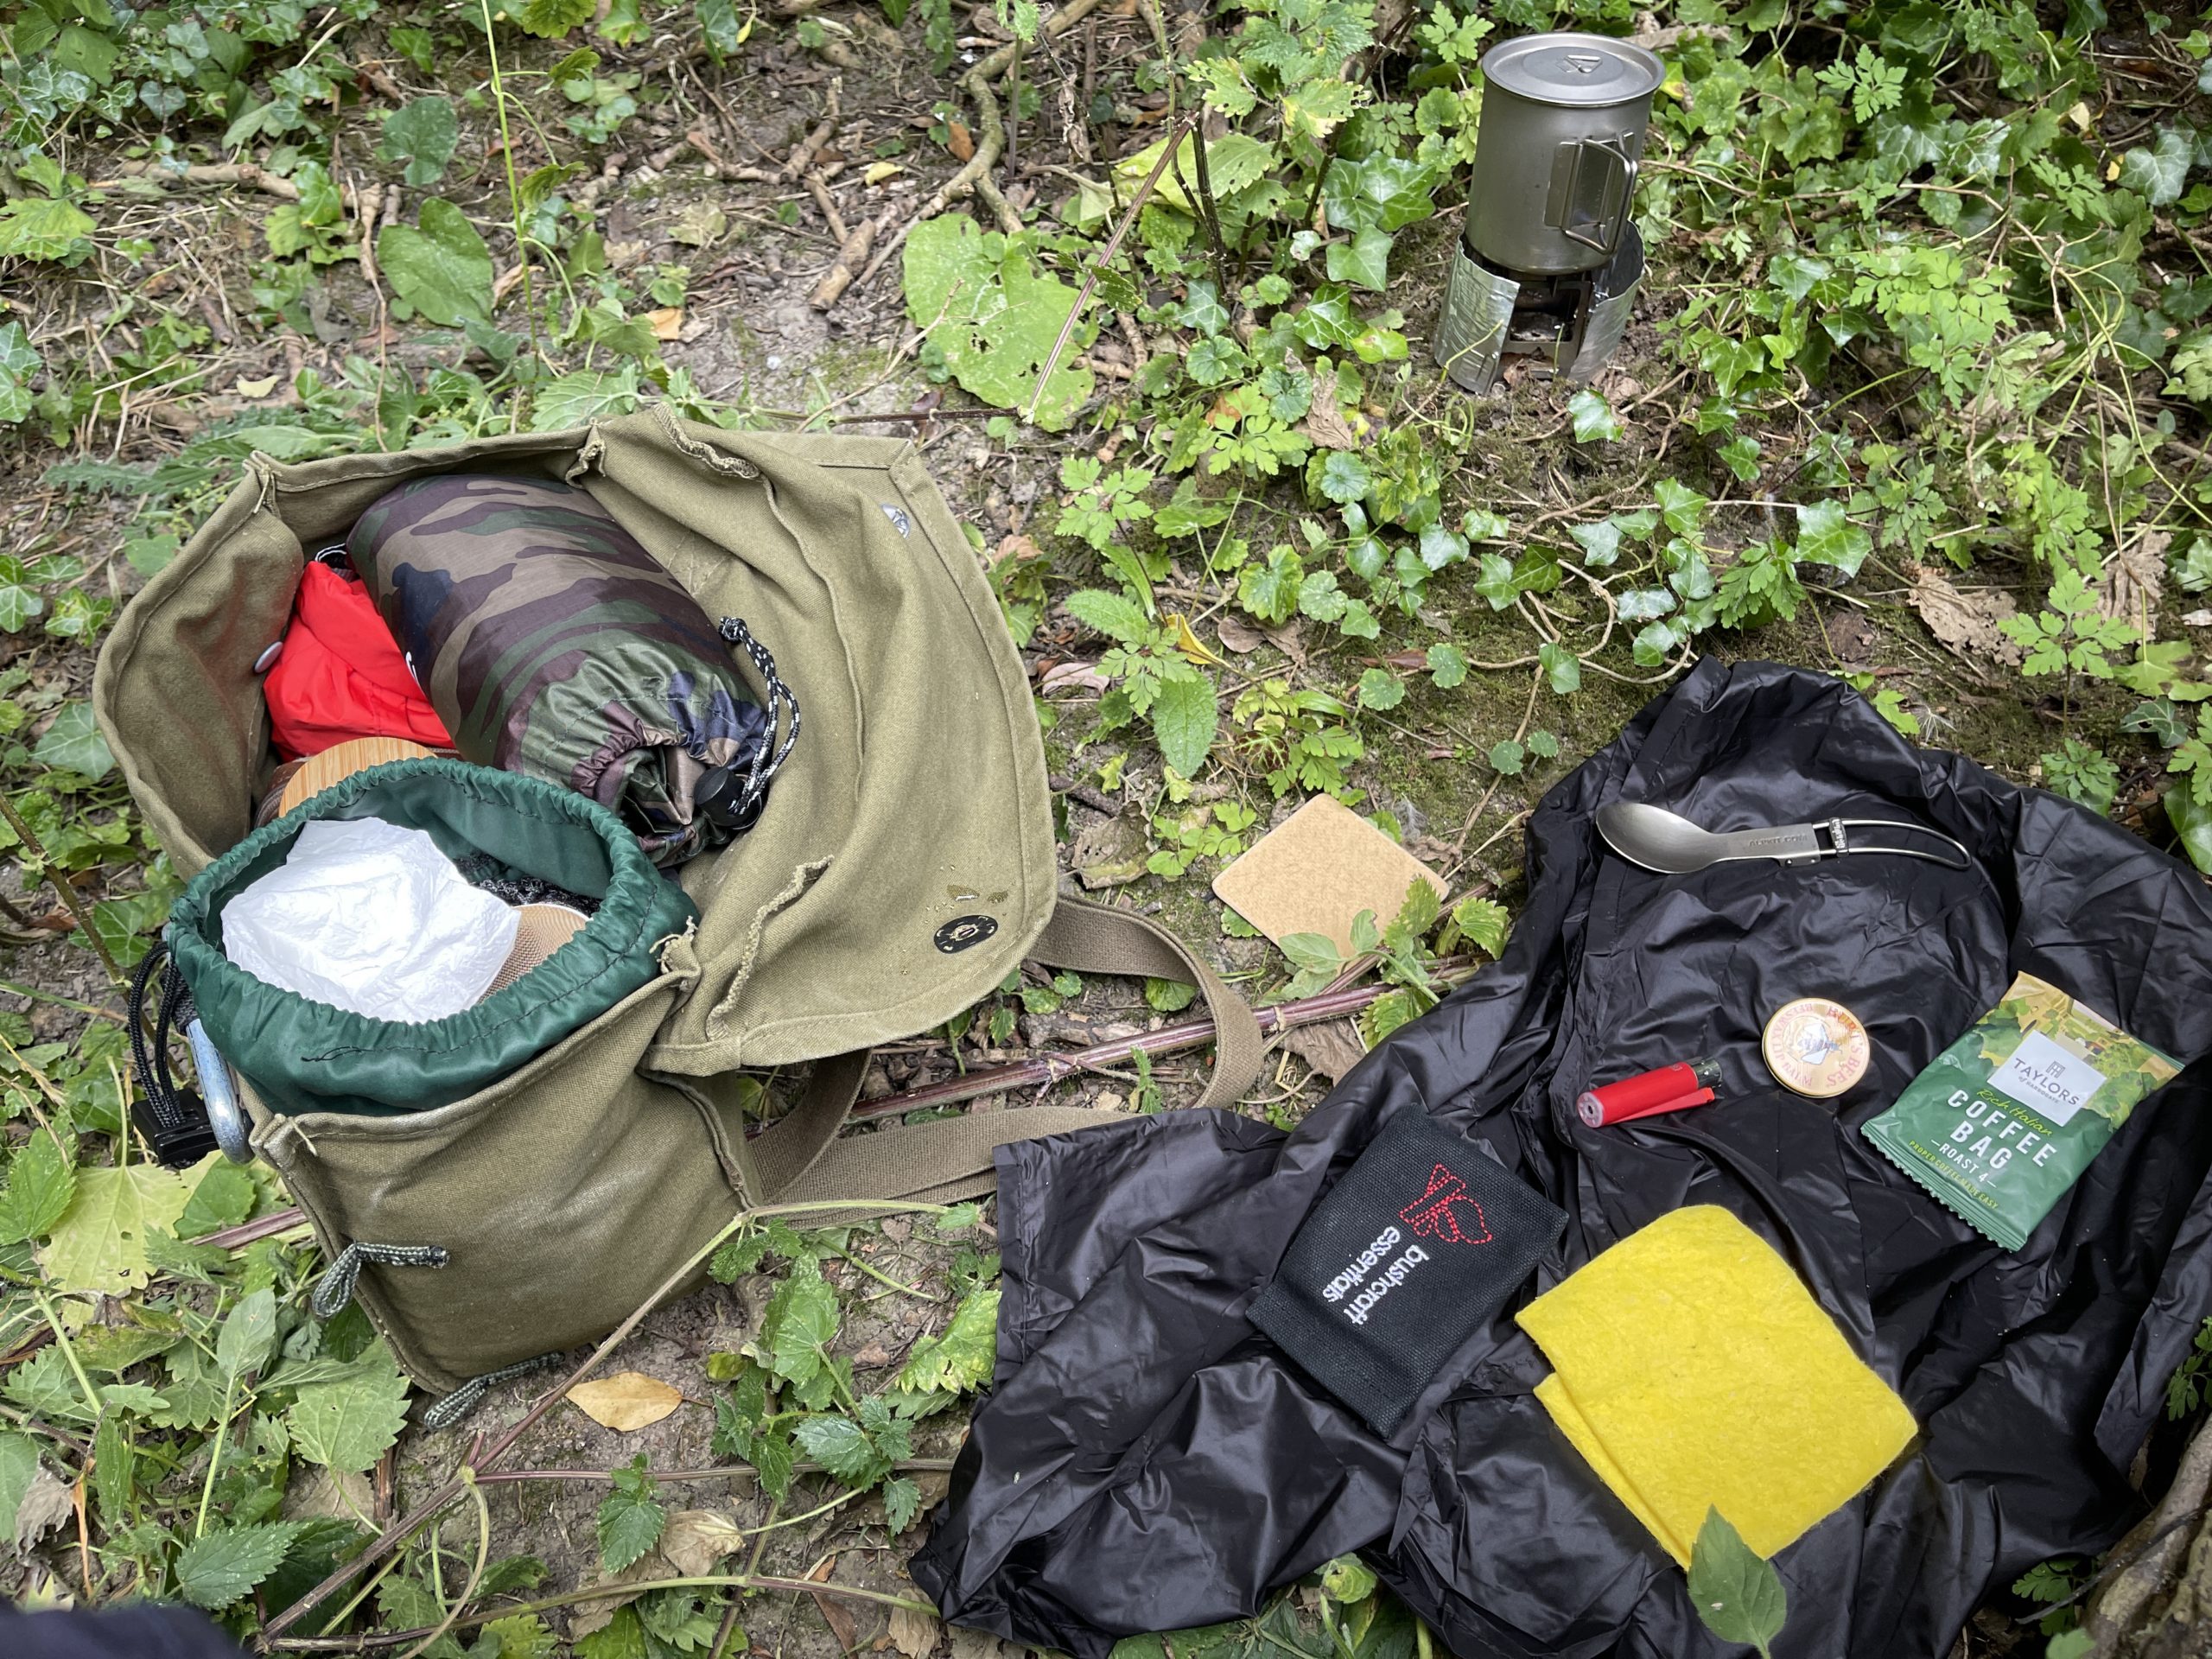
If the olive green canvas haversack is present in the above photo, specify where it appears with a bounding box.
[94,410,1261,1402]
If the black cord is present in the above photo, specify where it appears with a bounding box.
[126,940,217,1166]
[717,617,800,818]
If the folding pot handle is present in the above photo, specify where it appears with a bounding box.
[1558,138,1637,256]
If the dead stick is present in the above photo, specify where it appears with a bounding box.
[211,973,1452,1262]
[803,170,849,243]
[92,161,362,213]
[1024,110,1192,422]
[784,79,842,181]
[810,212,881,310]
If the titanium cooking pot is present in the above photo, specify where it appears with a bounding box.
[1465,32,1665,276]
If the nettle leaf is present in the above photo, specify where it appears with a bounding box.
[1152,673,1218,778]
[33,701,114,779]
[217,1287,280,1382]
[175,1521,306,1610]
[1567,387,1624,442]
[288,1343,410,1474]
[377,199,494,328]
[1688,1509,1786,1657]
[378,96,459,188]
[1427,644,1467,690]
[897,1287,999,1395]
[0,1433,37,1538]
[1450,896,1510,957]
[883,1475,924,1533]
[793,1414,887,1484]
[0,1129,76,1245]
[530,365,641,432]
[1794,500,1872,577]
[597,1459,665,1573]
[1357,668,1405,711]
[765,1259,839,1385]
[1065,588,1150,645]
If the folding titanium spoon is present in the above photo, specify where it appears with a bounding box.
[1596,800,1973,874]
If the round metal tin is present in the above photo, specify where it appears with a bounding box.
[1763,997,1870,1098]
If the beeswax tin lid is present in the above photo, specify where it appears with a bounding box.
[1763,997,1871,1098]
[1480,33,1665,110]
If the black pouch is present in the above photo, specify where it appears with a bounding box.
[1249,1106,1565,1433]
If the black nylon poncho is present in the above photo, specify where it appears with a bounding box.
[910,658,2212,1659]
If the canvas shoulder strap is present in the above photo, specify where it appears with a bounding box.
[738,895,1265,1212]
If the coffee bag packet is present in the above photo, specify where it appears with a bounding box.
[1863,973,2179,1250]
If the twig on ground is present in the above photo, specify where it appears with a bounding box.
[785,79,842,181]
[92,162,362,214]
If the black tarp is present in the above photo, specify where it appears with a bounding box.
[909,659,2212,1659]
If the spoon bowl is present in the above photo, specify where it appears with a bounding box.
[1597,801,1972,874]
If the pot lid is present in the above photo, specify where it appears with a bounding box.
[1481,32,1664,108]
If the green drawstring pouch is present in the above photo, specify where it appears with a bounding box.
[1863,972,2181,1250]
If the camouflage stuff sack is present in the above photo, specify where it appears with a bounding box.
[94,410,1263,1404]
[347,474,795,867]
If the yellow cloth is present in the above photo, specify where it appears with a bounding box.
[1516,1205,1916,1567]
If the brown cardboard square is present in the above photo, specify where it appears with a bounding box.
[1211,795,1448,957]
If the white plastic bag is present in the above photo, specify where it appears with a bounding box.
[222,817,520,1022]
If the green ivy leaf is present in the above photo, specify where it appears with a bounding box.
[1794,500,1872,576]
[1538,643,1580,696]
[175,1521,307,1610]
[1687,1508,1787,1659]
[377,199,494,328]
[378,96,460,188]
[1654,479,1708,538]
[597,1459,665,1573]
[2120,126,2194,207]
[0,197,95,263]
[1567,387,1624,442]
[1151,673,1218,778]
[33,701,113,779]
[1325,227,1393,292]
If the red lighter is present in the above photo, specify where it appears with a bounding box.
[1577,1057,1723,1128]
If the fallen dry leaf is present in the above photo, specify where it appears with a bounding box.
[945,120,975,162]
[647,306,683,342]
[1281,1018,1370,1082]
[1040,660,1111,695]
[569,1548,676,1637]
[234,373,280,398]
[890,1604,942,1658]
[1264,620,1307,665]
[1300,365,1358,450]
[2185,610,2212,630]
[1217,613,1265,653]
[2103,530,2170,622]
[659,1510,747,1578]
[1908,564,2024,668]
[950,1628,1020,1659]
[13,1468,70,1551]
[806,1558,859,1651]
[568,1370,683,1431]
[994,532,1043,566]
[864,161,904,186]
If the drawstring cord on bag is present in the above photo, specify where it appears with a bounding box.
[126,940,218,1166]
[312,1241,452,1319]
[717,617,800,823]
[421,1352,563,1431]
